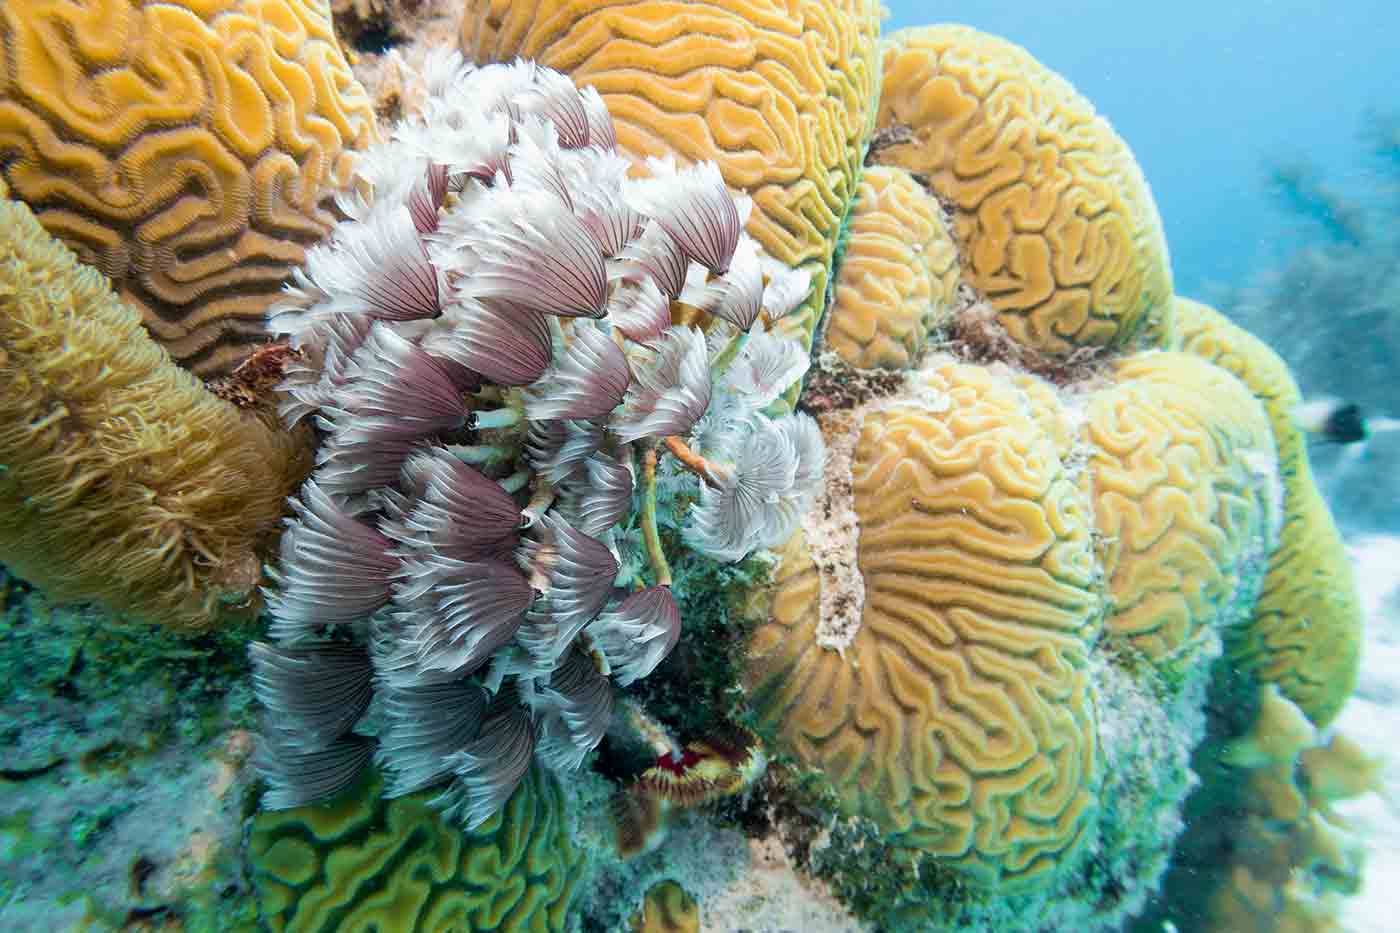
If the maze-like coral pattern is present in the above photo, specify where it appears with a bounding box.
[1169,298,1361,727]
[0,0,377,377]
[872,26,1172,357]
[248,768,585,932]
[630,880,700,933]
[1087,351,1277,668]
[1,192,308,629]
[458,0,881,351]
[747,360,1102,888]
[824,165,960,369]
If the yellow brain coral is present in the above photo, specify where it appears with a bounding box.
[630,880,700,933]
[0,193,308,629]
[0,0,377,377]
[871,26,1172,357]
[747,342,1300,891]
[747,359,1103,888]
[1168,298,1361,727]
[458,0,881,350]
[824,165,961,369]
[248,769,585,932]
[1087,351,1278,668]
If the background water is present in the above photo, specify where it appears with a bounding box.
[884,0,1400,298]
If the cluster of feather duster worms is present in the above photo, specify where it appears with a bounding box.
[247,53,822,828]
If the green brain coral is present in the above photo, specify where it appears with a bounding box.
[1168,297,1362,727]
[248,768,586,932]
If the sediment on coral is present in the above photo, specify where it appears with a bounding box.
[0,195,311,629]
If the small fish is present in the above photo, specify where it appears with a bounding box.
[1295,398,1369,445]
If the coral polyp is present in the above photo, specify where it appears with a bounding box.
[248,53,820,829]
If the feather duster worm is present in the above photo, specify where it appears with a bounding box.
[612,728,767,859]
[249,52,820,830]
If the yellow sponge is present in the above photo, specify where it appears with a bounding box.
[0,193,309,629]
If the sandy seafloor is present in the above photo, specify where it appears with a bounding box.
[1332,533,1400,933]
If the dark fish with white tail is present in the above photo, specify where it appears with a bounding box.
[1295,398,1371,445]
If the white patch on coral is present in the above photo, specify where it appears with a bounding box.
[807,408,867,657]
[1242,446,1285,545]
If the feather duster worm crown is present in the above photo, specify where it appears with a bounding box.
[249,53,822,828]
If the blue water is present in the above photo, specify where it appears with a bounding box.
[884,0,1400,298]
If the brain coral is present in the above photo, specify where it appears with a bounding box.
[0,192,308,629]
[248,768,585,932]
[1086,351,1278,669]
[0,0,377,377]
[747,341,1296,895]
[823,164,961,369]
[630,880,700,933]
[871,26,1172,357]
[457,0,881,350]
[747,358,1104,888]
[1168,298,1361,727]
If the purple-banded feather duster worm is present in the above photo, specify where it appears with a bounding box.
[624,159,743,276]
[383,446,523,561]
[516,512,619,668]
[585,585,682,687]
[263,482,398,640]
[389,554,533,680]
[524,321,631,421]
[257,57,825,828]
[612,325,712,443]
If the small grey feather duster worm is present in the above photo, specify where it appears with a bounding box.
[250,52,820,827]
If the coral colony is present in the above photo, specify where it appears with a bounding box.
[248,54,819,828]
